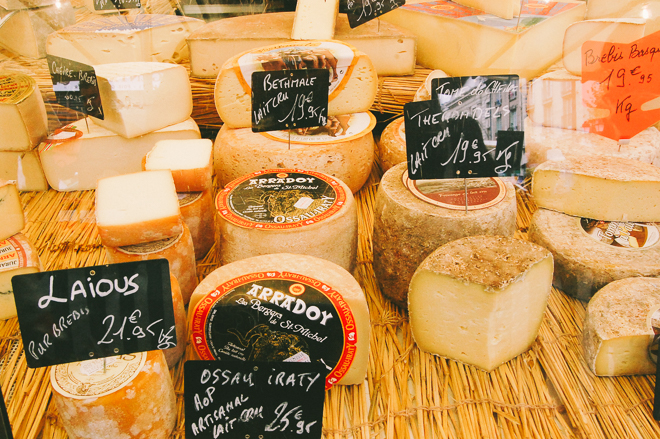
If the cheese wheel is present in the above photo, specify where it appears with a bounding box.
[373,163,517,308]
[0,72,48,151]
[216,169,357,272]
[51,350,176,439]
[179,191,214,260]
[188,253,370,387]
[163,274,186,368]
[377,116,406,172]
[0,180,24,241]
[214,112,376,193]
[0,234,41,320]
[528,208,660,301]
[144,139,213,192]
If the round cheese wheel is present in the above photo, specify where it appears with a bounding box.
[216,169,357,272]
[0,233,42,320]
[51,350,176,439]
[378,116,406,172]
[163,274,187,368]
[188,253,370,387]
[179,190,214,260]
[373,163,517,308]
[528,208,660,301]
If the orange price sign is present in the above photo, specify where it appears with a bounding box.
[581,30,660,141]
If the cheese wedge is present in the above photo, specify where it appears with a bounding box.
[291,0,338,40]
[0,180,24,241]
[0,72,48,152]
[453,0,521,20]
[0,150,48,191]
[144,139,213,192]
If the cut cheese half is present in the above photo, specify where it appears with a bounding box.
[0,150,48,191]
[144,139,213,192]
[0,180,24,241]
[179,190,214,260]
[291,0,338,40]
[0,234,41,320]
[0,72,48,152]
[453,0,521,20]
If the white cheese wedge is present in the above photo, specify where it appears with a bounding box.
[0,72,48,152]
[409,235,553,372]
[0,180,24,241]
[377,116,406,172]
[144,139,213,192]
[586,0,647,20]
[532,156,660,222]
[373,163,517,308]
[179,190,214,260]
[0,0,56,10]
[0,150,48,191]
[583,277,660,376]
[46,14,204,65]
[0,234,41,320]
[39,118,201,192]
[291,0,338,40]
[164,273,186,368]
[412,69,449,102]
[453,0,521,20]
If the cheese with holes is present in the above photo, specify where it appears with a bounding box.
[0,0,56,10]
[453,0,521,19]
[91,63,192,139]
[378,117,406,172]
[163,274,186,368]
[144,139,212,192]
[96,171,183,247]
[216,170,357,272]
[583,277,660,376]
[46,15,204,65]
[0,234,41,320]
[51,350,176,439]
[409,236,553,372]
[0,180,24,241]
[532,156,660,222]
[412,69,448,102]
[214,40,377,128]
[214,112,375,193]
[0,150,48,191]
[179,190,214,260]
[291,0,338,40]
[188,253,370,386]
[528,208,660,300]
[373,163,517,308]
[40,118,201,192]
[0,72,48,152]
[186,12,416,77]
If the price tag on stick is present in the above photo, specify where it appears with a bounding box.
[47,55,104,120]
[346,0,405,28]
[12,260,176,368]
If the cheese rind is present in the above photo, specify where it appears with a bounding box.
[377,117,406,172]
[0,180,24,241]
[163,274,186,368]
[0,150,48,191]
[144,139,213,192]
[291,0,338,40]
[0,72,48,151]
[180,190,214,260]
[0,234,41,320]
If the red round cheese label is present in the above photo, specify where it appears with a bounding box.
[0,235,37,272]
[190,271,358,389]
[0,72,34,105]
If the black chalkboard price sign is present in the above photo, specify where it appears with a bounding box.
[347,0,405,28]
[12,260,175,368]
[251,69,329,133]
[185,361,326,439]
[0,389,12,439]
[47,55,104,120]
[93,0,141,10]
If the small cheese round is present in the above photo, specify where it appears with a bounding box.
[377,117,406,172]
[163,274,186,368]
[0,233,41,320]
[179,190,214,260]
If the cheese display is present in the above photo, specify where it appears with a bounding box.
[0,234,41,320]
[0,72,48,151]
[179,190,214,260]
[163,274,186,368]
[214,40,377,128]
[0,0,55,9]
[377,117,406,172]
[39,118,201,191]
[143,139,213,193]
[382,1,586,79]
[291,0,338,40]
[412,69,448,102]
[0,180,24,241]
[532,156,660,222]
[453,0,521,19]
[583,277,660,376]
[51,350,176,439]
[214,112,376,193]
[216,169,357,272]
[528,208,660,301]
[373,163,517,308]
[46,15,204,65]
[408,235,553,372]
[95,171,183,248]
[186,12,416,78]
[188,253,370,386]
[91,63,193,139]
[0,150,48,191]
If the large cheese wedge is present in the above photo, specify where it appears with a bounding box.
[0,72,48,152]
[586,0,648,20]
[412,69,449,102]
[0,234,41,320]
[373,163,517,308]
[0,0,56,10]
[188,253,370,386]
[453,0,521,20]
[91,63,192,139]
[144,139,213,192]
[377,116,406,172]
[532,156,660,222]
[51,350,176,439]
[214,112,375,193]
[216,169,357,272]
[0,150,48,191]
[409,235,553,372]
[583,277,660,376]
[179,190,214,260]
[40,118,201,191]
[46,14,204,65]
[291,0,338,40]
[0,180,24,241]
[163,274,186,368]
[382,1,586,79]
[187,12,416,78]
[214,40,377,128]
[529,208,660,301]
[95,171,183,247]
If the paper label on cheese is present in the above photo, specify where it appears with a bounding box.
[260,112,376,144]
[117,233,181,255]
[51,352,147,399]
[190,272,358,389]
[0,236,35,273]
[580,219,660,249]
[178,192,202,207]
[0,73,35,105]
[216,170,347,230]
[60,14,193,33]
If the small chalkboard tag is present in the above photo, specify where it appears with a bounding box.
[93,0,141,10]
[47,55,104,120]
[346,0,405,28]
[12,260,175,368]
[0,389,12,439]
[251,69,329,133]
[185,361,325,439]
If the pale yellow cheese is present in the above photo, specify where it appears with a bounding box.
[0,72,48,152]
[291,0,338,40]
[144,139,213,192]
[586,0,647,20]
[453,0,521,19]
[0,180,24,241]
[0,150,49,191]
[179,190,214,260]
[0,233,41,320]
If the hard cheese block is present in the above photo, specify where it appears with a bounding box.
[40,118,201,191]
[453,0,521,19]
[0,72,48,152]
[0,180,24,241]
[291,0,338,40]
[532,156,660,222]
[51,350,176,439]
[91,62,192,139]
[186,12,416,78]
[529,208,660,301]
[377,116,406,172]
[188,253,370,386]
[583,277,660,376]
[215,40,377,128]
[163,274,186,368]
[586,0,650,20]
[144,139,213,192]
[0,150,48,191]
[409,236,553,372]
[0,0,56,10]
[214,112,376,193]
[373,163,517,308]
[46,14,204,65]
[179,190,214,260]
[0,234,41,320]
